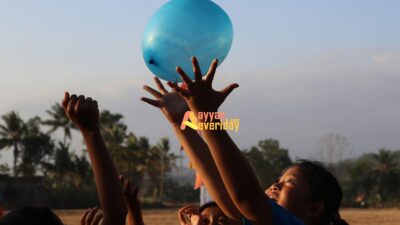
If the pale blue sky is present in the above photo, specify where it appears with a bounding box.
[1,1,400,165]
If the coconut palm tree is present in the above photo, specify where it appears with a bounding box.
[42,103,75,145]
[0,111,26,176]
[157,137,171,202]
[99,110,128,171]
[19,116,54,176]
[371,149,400,204]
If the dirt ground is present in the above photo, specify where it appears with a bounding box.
[56,208,400,225]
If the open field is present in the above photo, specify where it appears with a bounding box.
[56,208,400,225]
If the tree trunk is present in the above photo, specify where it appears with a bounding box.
[158,163,165,202]
[13,142,19,177]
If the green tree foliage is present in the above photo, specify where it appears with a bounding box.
[0,111,26,176]
[342,149,400,207]
[0,163,10,175]
[98,110,178,203]
[19,117,54,176]
[0,108,181,208]
[145,138,178,202]
[42,103,75,145]
[2,106,400,208]
[243,139,292,187]
[163,179,199,203]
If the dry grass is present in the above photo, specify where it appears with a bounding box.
[340,208,400,225]
[56,208,180,225]
[56,208,400,225]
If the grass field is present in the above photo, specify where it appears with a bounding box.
[56,208,400,225]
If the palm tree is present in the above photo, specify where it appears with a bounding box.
[72,154,92,188]
[371,149,400,204]
[42,103,75,145]
[124,133,146,184]
[0,111,26,176]
[19,116,54,176]
[146,137,177,202]
[157,137,170,202]
[53,141,76,182]
[130,136,151,188]
[99,110,128,171]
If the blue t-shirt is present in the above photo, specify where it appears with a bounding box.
[242,199,305,225]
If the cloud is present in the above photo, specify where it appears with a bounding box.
[1,48,400,165]
[370,50,400,76]
[219,48,400,158]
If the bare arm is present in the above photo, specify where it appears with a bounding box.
[172,124,242,220]
[201,128,271,224]
[141,78,241,221]
[62,92,127,225]
[170,57,272,225]
[119,175,145,225]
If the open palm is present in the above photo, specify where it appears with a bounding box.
[141,77,189,126]
[167,57,238,113]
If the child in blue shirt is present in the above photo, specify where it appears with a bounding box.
[142,57,349,225]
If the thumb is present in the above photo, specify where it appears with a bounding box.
[61,92,70,110]
[221,83,239,99]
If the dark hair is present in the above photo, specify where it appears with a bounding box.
[291,160,349,225]
[0,206,63,225]
[199,201,218,213]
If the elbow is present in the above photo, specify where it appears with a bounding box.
[230,189,254,207]
[230,190,269,218]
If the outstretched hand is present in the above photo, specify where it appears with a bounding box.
[141,77,189,126]
[167,57,238,113]
[61,92,100,133]
[119,175,144,225]
[179,205,203,225]
[81,208,103,225]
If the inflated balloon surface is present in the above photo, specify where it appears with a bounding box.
[142,0,233,82]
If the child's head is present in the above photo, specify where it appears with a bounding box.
[0,206,63,225]
[265,160,348,225]
[199,202,241,225]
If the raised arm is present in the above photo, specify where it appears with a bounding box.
[119,175,145,225]
[62,92,127,225]
[141,77,241,221]
[169,57,272,225]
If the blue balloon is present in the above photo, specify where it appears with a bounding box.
[142,0,233,82]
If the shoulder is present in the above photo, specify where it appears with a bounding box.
[242,199,305,225]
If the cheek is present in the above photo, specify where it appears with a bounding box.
[279,187,310,213]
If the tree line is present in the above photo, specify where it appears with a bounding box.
[243,138,400,207]
[1,105,399,208]
[0,103,196,208]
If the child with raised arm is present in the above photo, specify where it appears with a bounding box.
[80,175,145,225]
[179,202,241,225]
[62,92,127,225]
[144,57,349,225]
[119,175,145,225]
[141,76,242,222]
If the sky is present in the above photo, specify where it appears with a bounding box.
[1,0,400,165]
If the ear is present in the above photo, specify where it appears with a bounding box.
[306,200,325,218]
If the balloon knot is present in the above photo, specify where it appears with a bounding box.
[148,58,156,65]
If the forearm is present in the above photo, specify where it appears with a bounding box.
[127,201,144,225]
[172,124,241,220]
[127,211,144,225]
[82,130,127,225]
[201,127,271,222]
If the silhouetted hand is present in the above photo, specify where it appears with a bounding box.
[167,57,238,113]
[141,77,189,126]
[179,205,203,225]
[119,175,144,225]
[81,207,103,225]
[61,92,100,133]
